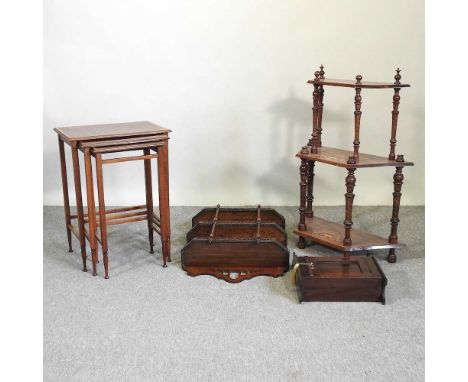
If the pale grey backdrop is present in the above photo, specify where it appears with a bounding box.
[44,0,424,206]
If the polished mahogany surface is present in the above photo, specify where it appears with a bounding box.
[55,121,171,142]
[294,216,402,252]
[308,78,410,89]
[296,146,414,168]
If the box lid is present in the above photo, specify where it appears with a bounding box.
[294,255,386,282]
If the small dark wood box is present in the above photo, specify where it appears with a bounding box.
[292,255,387,304]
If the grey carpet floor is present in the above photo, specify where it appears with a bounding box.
[44,206,424,382]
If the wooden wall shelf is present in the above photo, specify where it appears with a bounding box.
[296,66,413,263]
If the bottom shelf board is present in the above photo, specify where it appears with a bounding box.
[294,216,401,252]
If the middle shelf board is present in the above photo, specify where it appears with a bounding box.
[294,216,402,252]
[296,146,414,168]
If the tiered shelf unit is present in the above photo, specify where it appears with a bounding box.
[294,66,414,263]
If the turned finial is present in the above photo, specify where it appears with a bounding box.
[314,71,321,81]
[394,68,401,85]
[396,154,404,162]
[355,75,363,85]
[319,65,325,79]
[347,156,357,165]
[301,146,309,154]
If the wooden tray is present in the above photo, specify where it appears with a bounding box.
[181,205,289,283]
[292,254,387,304]
[192,206,285,228]
[187,222,287,246]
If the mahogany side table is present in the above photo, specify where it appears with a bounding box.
[54,121,172,278]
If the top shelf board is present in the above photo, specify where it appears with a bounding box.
[308,78,410,89]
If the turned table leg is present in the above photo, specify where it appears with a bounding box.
[297,156,308,249]
[306,160,315,218]
[84,148,99,276]
[58,136,72,253]
[95,153,109,279]
[388,161,404,263]
[71,143,87,272]
[157,143,171,266]
[343,158,357,257]
[143,148,155,254]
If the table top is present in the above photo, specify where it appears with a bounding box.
[55,121,171,142]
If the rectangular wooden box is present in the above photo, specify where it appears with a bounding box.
[292,255,387,304]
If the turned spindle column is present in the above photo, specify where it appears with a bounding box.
[317,65,325,147]
[308,71,321,153]
[353,75,363,159]
[343,157,357,254]
[297,151,308,249]
[388,155,405,263]
[389,68,402,160]
[306,159,315,218]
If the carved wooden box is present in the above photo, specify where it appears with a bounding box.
[181,205,289,283]
[292,254,387,304]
